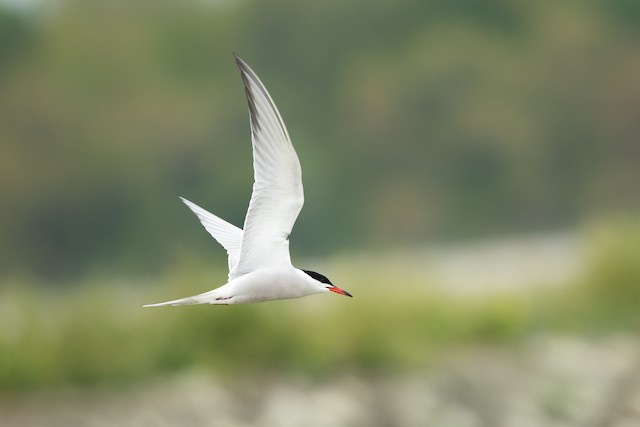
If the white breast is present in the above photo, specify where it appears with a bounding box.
[224,267,323,304]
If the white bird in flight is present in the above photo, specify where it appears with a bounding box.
[144,54,352,307]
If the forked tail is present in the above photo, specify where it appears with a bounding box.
[143,289,227,307]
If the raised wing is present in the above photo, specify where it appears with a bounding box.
[180,197,243,275]
[231,54,304,279]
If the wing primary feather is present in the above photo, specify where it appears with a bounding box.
[229,54,304,277]
[180,196,243,275]
[234,53,290,141]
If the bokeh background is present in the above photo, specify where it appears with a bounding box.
[1,0,640,426]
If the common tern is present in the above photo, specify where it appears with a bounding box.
[144,54,352,307]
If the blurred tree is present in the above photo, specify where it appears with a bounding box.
[0,7,33,73]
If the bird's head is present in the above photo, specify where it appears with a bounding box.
[302,270,352,298]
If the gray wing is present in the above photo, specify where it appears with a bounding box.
[230,54,304,279]
[180,197,243,276]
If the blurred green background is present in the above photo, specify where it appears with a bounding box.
[1,0,640,425]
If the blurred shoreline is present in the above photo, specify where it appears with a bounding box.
[329,231,585,298]
[2,334,639,427]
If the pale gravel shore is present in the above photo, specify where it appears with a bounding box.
[2,335,639,427]
[326,232,586,298]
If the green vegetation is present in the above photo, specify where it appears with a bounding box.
[1,219,638,391]
[0,0,639,395]
[552,218,640,332]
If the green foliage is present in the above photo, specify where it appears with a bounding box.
[527,218,640,334]
[568,219,640,330]
[0,0,639,393]
[2,217,639,391]
[0,273,530,391]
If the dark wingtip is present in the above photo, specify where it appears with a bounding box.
[232,53,259,130]
[231,53,288,139]
[233,52,250,74]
